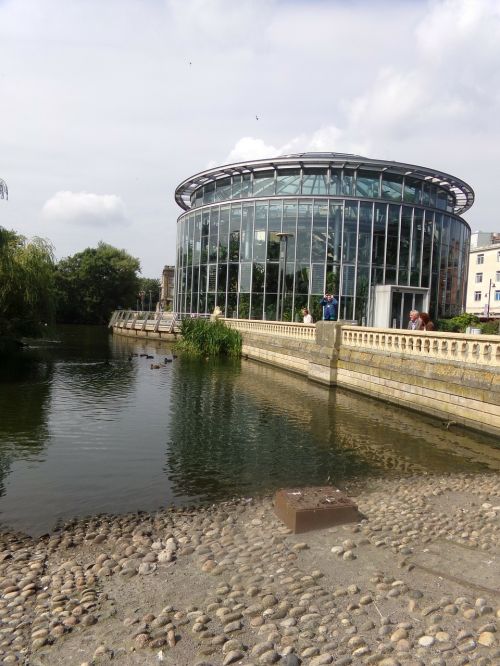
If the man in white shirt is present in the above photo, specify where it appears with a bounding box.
[302,308,313,324]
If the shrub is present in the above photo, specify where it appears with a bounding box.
[436,313,480,333]
[176,318,242,358]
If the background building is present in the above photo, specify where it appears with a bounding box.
[159,265,175,311]
[466,232,500,319]
[174,153,473,327]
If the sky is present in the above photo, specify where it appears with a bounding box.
[1,0,500,277]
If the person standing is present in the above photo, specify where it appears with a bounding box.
[419,312,435,330]
[407,310,423,330]
[319,294,338,321]
[302,308,313,324]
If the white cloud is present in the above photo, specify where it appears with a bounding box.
[225,137,279,164]
[42,191,129,227]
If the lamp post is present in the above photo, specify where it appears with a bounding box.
[486,279,496,318]
[275,232,293,321]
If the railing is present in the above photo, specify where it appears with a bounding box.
[110,310,180,333]
[341,325,500,368]
[223,318,316,341]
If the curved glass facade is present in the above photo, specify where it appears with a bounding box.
[175,155,472,324]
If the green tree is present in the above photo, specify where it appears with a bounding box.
[137,277,161,310]
[55,242,141,324]
[0,227,56,341]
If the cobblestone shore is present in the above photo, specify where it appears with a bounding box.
[0,472,499,665]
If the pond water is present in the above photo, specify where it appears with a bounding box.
[0,326,499,536]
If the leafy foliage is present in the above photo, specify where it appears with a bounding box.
[176,318,242,358]
[436,313,480,332]
[55,242,141,324]
[0,227,56,339]
[137,277,161,310]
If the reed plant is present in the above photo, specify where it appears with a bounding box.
[176,318,242,358]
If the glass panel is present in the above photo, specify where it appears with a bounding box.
[239,263,252,292]
[399,206,412,284]
[253,203,267,262]
[403,177,421,204]
[356,170,380,198]
[193,212,201,263]
[238,293,250,318]
[302,168,328,195]
[240,203,254,261]
[252,263,265,293]
[386,204,399,273]
[372,203,386,266]
[358,203,372,264]
[329,169,341,195]
[226,292,237,318]
[203,182,215,204]
[342,203,358,263]
[276,169,301,195]
[422,212,433,288]
[228,263,238,292]
[200,235,208,263]
[311,264,325,294]
[282,201,297,259]
[194,188,203,207]
[240,172,251,198]
[296,202,312,262]
[295,264,309,294]
[251,293,263,319]
[311,200,328,262]
[267,232,281,260]
[342,169,355,196]
[208,264,217,291]
[268,201,282,231]
[218,207,229,261]
[217,264,227,302]
[342,264,355,296]
[382,173,403,201]
[328,203,342,263]
[202,210,210,236]
[231,174,243,199]
[253,170,275,197]
[355,266,370,322]
[230,204,241,231]
[436,188,447,210]
[411,208,423,286]
[229,231,240,260]
[215,177,232,202]
[265,262,279,291]
[264,293,277,321]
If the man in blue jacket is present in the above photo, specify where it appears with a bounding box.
[319,293,338,321]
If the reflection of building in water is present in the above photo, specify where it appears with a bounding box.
[174,153,473,325]
[232,360,500,474]
[164,361,374,502]
[160,265,175,311]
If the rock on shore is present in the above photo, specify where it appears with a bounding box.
[0,472,499,665]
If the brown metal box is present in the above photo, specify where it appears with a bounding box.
[274,486,360,533]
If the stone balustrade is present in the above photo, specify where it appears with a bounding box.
[223,318,316,341]
[341,326,500,368]
[110,311,499,434]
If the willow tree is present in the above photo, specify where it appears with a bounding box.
[0,228,56,340]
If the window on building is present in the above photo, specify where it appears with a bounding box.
[474,291,482,301]
[496,271,500,282]
[498,250,500,262]
[477,254,484,264]
[495,290,500,302]
[475,273,483,283]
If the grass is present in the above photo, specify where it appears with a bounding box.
[175,318,242,358]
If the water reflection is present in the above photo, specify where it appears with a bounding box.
[0,326,498,536]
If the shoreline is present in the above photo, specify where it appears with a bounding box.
[0,472,498,665]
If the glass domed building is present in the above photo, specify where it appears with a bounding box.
[174,153,473,327]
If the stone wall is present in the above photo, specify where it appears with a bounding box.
[111,312,500,436]
[234,321,500,436]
